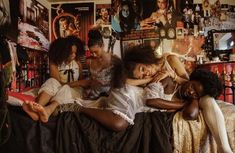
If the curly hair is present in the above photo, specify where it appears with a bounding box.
[110,55,127,89]
[123,45,159,78]
[88,29,103,48]
[49,36,85,65]
[190,68,223,98]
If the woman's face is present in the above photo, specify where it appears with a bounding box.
[180,81,204,99]
[121,5,130,18]
[100,8,109,19]
[89,44,103,58]
[157,0,167,10]
[67,45,77,62]
[133,63,158,79]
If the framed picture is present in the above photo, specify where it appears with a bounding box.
[159,28,167,38]
[167,27,176,39]
[176,27,184,39]
[121,39,142,57]
[95,4,111,27]
[143,38,160,51]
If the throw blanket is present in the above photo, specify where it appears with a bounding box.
[173,100,235,153]
[0,106,175,153]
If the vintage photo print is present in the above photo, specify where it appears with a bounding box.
[167,27,176,39]
[121,39,142,57]
[143,38,160,51]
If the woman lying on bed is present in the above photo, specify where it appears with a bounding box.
[22,54,233,153]
[123,45,233,153]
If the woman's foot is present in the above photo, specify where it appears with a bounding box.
[22,101,39,121]
[32,103,49,123]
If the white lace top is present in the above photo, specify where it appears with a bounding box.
[58,60,80,84]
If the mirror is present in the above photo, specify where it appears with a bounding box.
[212,30,235,52]
[206,29,235,61]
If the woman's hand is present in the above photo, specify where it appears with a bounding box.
[89,79,102,88]
[151,70,170,83]
[182,99,199,120]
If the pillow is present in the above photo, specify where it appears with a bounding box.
[7,91,35,106]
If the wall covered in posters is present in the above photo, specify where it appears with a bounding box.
[111,0,235,73]
[50,2,94,43]
[17,0,49,51]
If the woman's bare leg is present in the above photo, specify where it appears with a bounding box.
[199,95,233,153]
[36,91,53,106]
[33,100,59,123]
[22,101,39,121]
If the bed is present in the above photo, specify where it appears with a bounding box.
[0,90,234,153]
[0,63,234,153]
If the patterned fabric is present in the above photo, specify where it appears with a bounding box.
[172,101,235,153]
[84,58,114,99]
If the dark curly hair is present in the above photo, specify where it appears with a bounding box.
[49,36,85,65]
[110,55,127,89]
[88,29,103,48]
[190,68,223,98]
[123,45,159,78]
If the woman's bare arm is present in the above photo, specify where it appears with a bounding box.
[49,62,63,83]
[126,78,152,86]
[146,98,185,110]
[76,60,83,79]
[167,55,189,84]
[182,99,199,120]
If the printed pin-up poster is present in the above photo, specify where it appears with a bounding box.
[112,0,178,33]
[95,4,111,28]
[18,0,49,51]
[51,2,94,42]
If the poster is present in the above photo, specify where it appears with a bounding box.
[51,2,94,43]
[95,4,111,28]
[0,0,19,42]
[18,0,49,51]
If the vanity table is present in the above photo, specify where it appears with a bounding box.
[197,61,235,104]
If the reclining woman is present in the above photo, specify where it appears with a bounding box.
[21,47,232,152]
[123,45,233,153]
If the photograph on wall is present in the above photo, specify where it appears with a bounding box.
[143,38,160,51]
[51,2,94,42]
[0,0,20,42]
[111,0,141,33]
[121,39,142,57]
[166,27,176,39]
[94,4,111,28]
[17,0,49,51]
